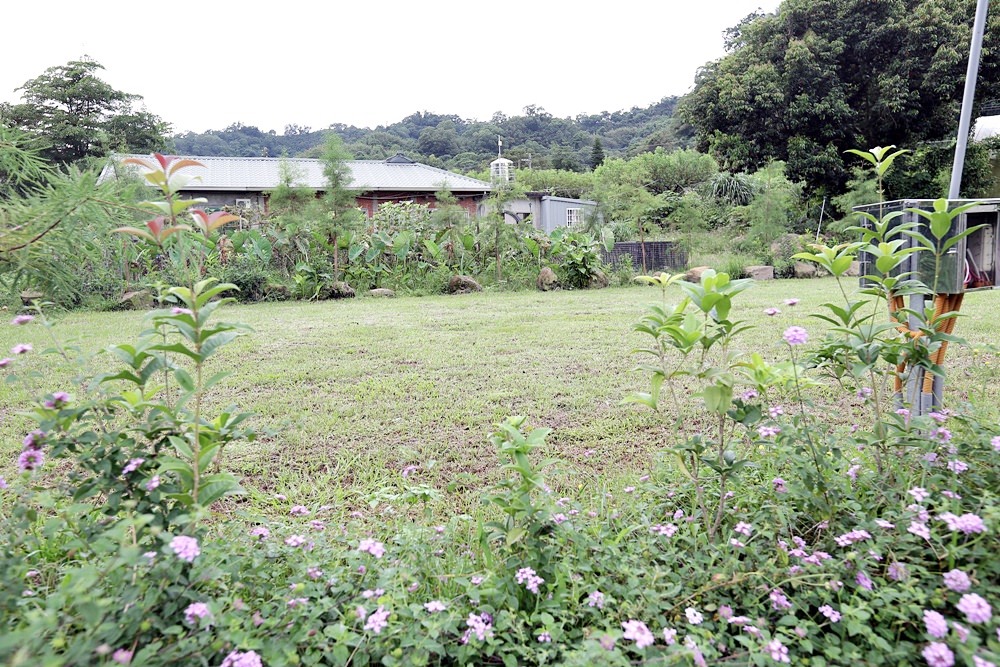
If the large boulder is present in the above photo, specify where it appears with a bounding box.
[589,269,609,289]
[369,288,396,298]
[794,261,818,279]
[447,275,482,294]
[745,265,775,281]
[684,266,711,282]
[326,281,356,299]
[20,289,43,306]
[118,290,152,310]
[536,267,560,291]
[846,261,861,277]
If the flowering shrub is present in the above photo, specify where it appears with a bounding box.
[1,149,999,666]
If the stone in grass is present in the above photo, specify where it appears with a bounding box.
[589,269,609,289]
[20,289,43,306]
[118,290,153,310]
[369,288,396,298]
[684,266,711,282]
[794,261,818,279]
[745,265,774,281]
[447,275,482,294]
[537,267,559,291]
[323,282,356,299]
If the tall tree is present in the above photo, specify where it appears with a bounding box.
[0,57,170,165]
[681,0,1000,194]
[590,137,606,170]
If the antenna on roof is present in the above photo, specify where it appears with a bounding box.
[497,135,503,158]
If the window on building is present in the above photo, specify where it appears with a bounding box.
[566,208,583,226]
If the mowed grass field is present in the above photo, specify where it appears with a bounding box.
[2,278,999,517]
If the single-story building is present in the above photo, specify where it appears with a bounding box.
[99,153,492,217]
[504,192,601,234]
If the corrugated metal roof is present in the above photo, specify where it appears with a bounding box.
[102,154,492,193]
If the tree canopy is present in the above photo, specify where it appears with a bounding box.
[0,57,170,165]
[681,0,1000,194]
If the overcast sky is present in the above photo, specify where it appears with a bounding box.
[2,1,784,135]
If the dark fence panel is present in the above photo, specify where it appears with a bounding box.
[602,241,687,272]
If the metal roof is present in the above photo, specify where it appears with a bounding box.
[101,154,492,193]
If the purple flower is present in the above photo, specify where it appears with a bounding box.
[361,588,384,599]
[0,357,13,368]
[934,427,952,443]
[835,529,871,547]
[249,526,269,540]
[537,632,552,642]
[650,523,678,537]
[770,588,793,610]
[846,463,862,481]
[662,627,677,644]
[122,458,145,475]
[685,607,704,624]
[956,593,992,623]
[974,656,997,667]
[289,505,310,516]
[734,521,753,536]
[772,477,788,493]
[888,562,908,581]
[819,604,841,622]
[18,449,44,472]
[946,460,968,474]
[924,610,949,638]
[0,477,8,490]
[401,465,418,478]
[43,391,70,408]
[875,519,895,529]
[112,648,133,665]
[856,386,873,400]
[462,612,493,643]
[769,404,784,418]
[358,538,385,558]
[11,314,34,325]
[145,475,161,491]
[741,388,759,401]
[285,534,305,547]
[758,425,781,438]
[170,536,200,562]
[220,650,263,667]
[364,605,390,634]
[909,521,931,540]
[24,430,48,452]
[783,326,808,346]
[621,619,654,648]
[784,298,799,306]
[587,591,605,609]
[939,512,987,535]
[922,642,955,667]
[929,411,948,423]
[855,571,874,591]
[515,566,544,594]
[766,638,790,663]
[11,343,32,355]
[287,597,308,608]
[424,600,446,612]
[909,487,930,502]
[952,622,970,643]
[184,602,211,625]
[718,605,733,620]
[943,569,971,592]
[171,307,194,316]
[765,307,781,316]
[992,435,1000,452]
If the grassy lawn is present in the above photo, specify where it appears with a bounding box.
[3,277,999,518]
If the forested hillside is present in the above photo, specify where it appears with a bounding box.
[171,97,692,173]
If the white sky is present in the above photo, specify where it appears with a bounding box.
[2,0,782,135]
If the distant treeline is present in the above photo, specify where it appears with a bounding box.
[171,98,693,173]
